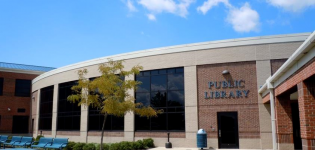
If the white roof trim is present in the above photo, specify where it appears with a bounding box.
[259,31,315,94]
[33,32,311,84]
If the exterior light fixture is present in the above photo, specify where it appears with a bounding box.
[8,108,11,111]
[222,70,230,75]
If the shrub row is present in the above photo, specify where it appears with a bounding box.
[64,138,154,150]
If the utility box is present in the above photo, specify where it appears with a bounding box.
[197,129,207,149]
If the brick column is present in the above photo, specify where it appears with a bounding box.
[275,95,294,150]
[297,78,315,150]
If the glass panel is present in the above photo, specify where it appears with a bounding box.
[112,116,124,130]
[168,74,184,90]
[151,114,167,130]
[168,113,185,130]
[136,77,150,92]
[176,68,184,73]
[151,91,167,107]
[136,93,150,106]
[167,91,184,107]
[151,75,167,91]
[135,116,150,130]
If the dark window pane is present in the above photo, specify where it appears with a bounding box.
[88,106,124,131]
[159,69,167,74]
[136,77,150,92]
[112,116,124,130]
[0,78,3,95]
[168,74,184,90]
[167,69,175,74]
[136,93,150,106]
[151,91,167,107]
[168,91,184,107]
[17,108,26,113]
[168,107,185,113]
[39,85,54,130]
[151,114,167,130]
[15,79,31,97]
[57,81,80,131]
[176,68,184,73]
[88,115,100,130]
[135,116,150,130]
[143,71,150,76]
[135,67,185,131]
[151,75,167,91]
[168,113,185,130]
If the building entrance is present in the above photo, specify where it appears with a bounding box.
[291,103,302,149]
[217,112,239,149]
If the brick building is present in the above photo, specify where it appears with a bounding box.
[31,32,314,149]
[259,32,315,150]
[0,62,54,134]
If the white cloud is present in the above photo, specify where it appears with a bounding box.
[197,0,231,14]
[138,0,195,19]
[197,0,260,33]
[147,14,157,20]
[127,0,138,12]
[266,0,315,12]
[226,3,260,33]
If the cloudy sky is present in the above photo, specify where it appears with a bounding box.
[0,0,314,67]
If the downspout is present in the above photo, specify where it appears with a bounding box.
[267,77,277,150]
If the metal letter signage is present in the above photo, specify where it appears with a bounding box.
[204,80,250,99]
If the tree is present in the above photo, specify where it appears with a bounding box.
[67,60,160,150]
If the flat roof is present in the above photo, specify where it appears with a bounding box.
[0,62,55,75]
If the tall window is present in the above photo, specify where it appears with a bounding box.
[0,78,3,96]
[15,79,31,97]
[57,81,81,131]
[135,68,185,131]
[88,77,124,131]
[88,107,124,131]
[39,85,54,130]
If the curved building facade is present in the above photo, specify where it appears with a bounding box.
[31,33,311,149]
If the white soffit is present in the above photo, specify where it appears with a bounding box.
[33,32,311,84]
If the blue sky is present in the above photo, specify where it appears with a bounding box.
[0,0,314,68]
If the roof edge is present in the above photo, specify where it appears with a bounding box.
[33,32,312,84]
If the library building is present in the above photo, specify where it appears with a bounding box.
[31,31,315,150]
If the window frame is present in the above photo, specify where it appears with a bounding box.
[135,67,185,132]
[15,79,31,97]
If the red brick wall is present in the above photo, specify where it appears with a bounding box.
[135,132,185,138]
[197,61,260,139]
[0,71,38,133]
[275,57,315,96]
[275,94,293,143]
[88,131,124,137]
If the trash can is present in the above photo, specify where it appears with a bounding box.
[197,129,207,149]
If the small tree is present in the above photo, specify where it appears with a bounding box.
[67,60,160,150]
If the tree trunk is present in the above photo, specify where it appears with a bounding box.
[100,113,108,150]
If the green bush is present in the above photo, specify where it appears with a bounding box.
[119,141,133,150]
[64,141,76,150]
[143,138,154,148]
[83,143,96,150]
[109,143,120,150]
[96,143,109,150]
[133,140,144,149]
[73,142,86,150]
[60,138,155,150]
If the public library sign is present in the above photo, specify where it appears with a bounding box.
[204,80,250,99]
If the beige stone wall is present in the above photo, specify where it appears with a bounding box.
[31,41,303,148]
